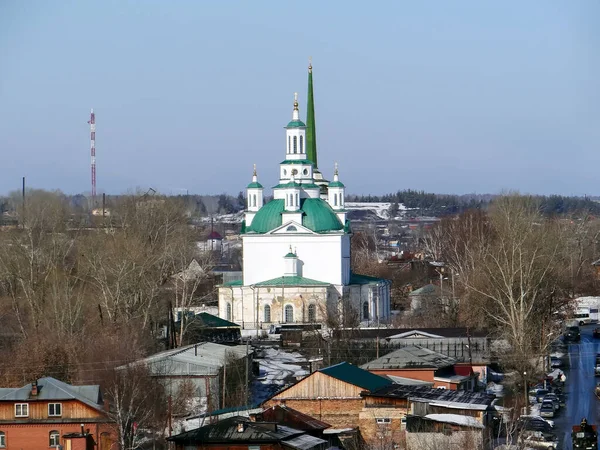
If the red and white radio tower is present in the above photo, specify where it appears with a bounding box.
[88,109,96,201]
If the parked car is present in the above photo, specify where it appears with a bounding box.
[521,431,559,449]
[594,363,600,377]
[540,400,555,418]
[535,389,550,403]
[543,393,560,411]
[550,357,564,368]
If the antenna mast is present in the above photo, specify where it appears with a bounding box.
[89,109,96,203]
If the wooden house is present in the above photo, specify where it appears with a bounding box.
[0,377,116,449]
[263,362,391,428]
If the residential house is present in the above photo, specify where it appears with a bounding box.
[359,384,495,448]
[118,342,251,410]
[263,362,392,428]
[408,284,445,313]
[168,415,327,450]
[332,327,492,383]
[0,377,116,450]
[360,345,477,390]
[404,414,485,450]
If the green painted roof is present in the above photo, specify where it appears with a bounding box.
[273,181,302,189]
[194,312,240,328]
[319,362,392,392]
[301,198,344,233]
[350,273,389,285]
[284,252,297,258]
[255,276,329,286]
[286,120,306,128]
[246,199,285,234]
[328,180,345,188]
[247,181,263,189]
[246,198,344,234]
[280,159,313,165]
[223,279,243,287]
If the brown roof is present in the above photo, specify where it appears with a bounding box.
[252,405,331,431]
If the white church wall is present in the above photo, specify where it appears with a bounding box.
[242,234,345,285]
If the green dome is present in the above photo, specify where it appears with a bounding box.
[247,181,263,189]
[286,120,306,128]
[328,180,345,188]
[247,198,344,234]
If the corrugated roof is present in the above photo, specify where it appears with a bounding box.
[366,384,495,410]
[253,405,331,431]
[0,377,102,411]
[385,375,435,386]
[332,327,489,340]
[283,433,328,450]
[119,342,248,377]
[319,362,392,392]
[193,312,240,329]
[360,345,456,370]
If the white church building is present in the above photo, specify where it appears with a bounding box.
[218,63,391,329]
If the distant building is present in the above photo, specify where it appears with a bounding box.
[0,377,116,449]
[360,345,478,391]
[207,231,223,251]
[218,63,391,330]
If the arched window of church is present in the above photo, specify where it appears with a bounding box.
[296,193,299,207]
[308,304,316,322]
[300,135,304,153]
[252,195,256,207]
[285,305,294,323]
[334,195,338,206]
[264,305,271,323]
[286,225,297,231]
[293,136,297,153]
[363,302,369,320]
[226,303,232,321]
[288,136,291,153]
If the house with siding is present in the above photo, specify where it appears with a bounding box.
[0,377,116,450]
[263,362,392,429]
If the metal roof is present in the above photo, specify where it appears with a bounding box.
[0,377,102,411]
[283,434,328,450]
[319,362,392,392]
[169,416,303,444]
[385,375,435,386]
[119,342,249,377]
[409,284,440,296]
[360,345,456,370]
[366,384,496,410]
[253,405,331,431]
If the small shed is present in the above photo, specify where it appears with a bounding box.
[207,231,223,251]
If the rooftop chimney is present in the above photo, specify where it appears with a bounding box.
[31,380,38,397]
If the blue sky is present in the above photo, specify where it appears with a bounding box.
[0,1,598,196]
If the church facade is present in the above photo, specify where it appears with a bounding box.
[218,63,391,330]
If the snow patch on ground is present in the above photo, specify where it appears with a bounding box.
[171,397,208,435]
[251,347,308,405]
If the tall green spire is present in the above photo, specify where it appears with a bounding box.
[305,59,318,168]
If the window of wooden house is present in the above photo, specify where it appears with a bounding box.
[376,418,391,424]
[49,430,60,447]
[0,431,5,448]
[48,403,62,417]
[14,403,28,417]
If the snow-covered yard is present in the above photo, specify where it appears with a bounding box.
[251,346,308,405]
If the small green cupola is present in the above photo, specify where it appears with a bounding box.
[327,163,346,218]
[246,164,263,214]
[284,246,300,277]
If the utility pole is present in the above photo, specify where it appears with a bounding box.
[244,339,249,407]
[88,109,96,206]
[21,176,25,229]
[222,363,227,408]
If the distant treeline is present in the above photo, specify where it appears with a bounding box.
[347,190,600,216]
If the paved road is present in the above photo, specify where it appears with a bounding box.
[553,324,600,449]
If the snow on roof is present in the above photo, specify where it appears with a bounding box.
[424,414,484,429]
